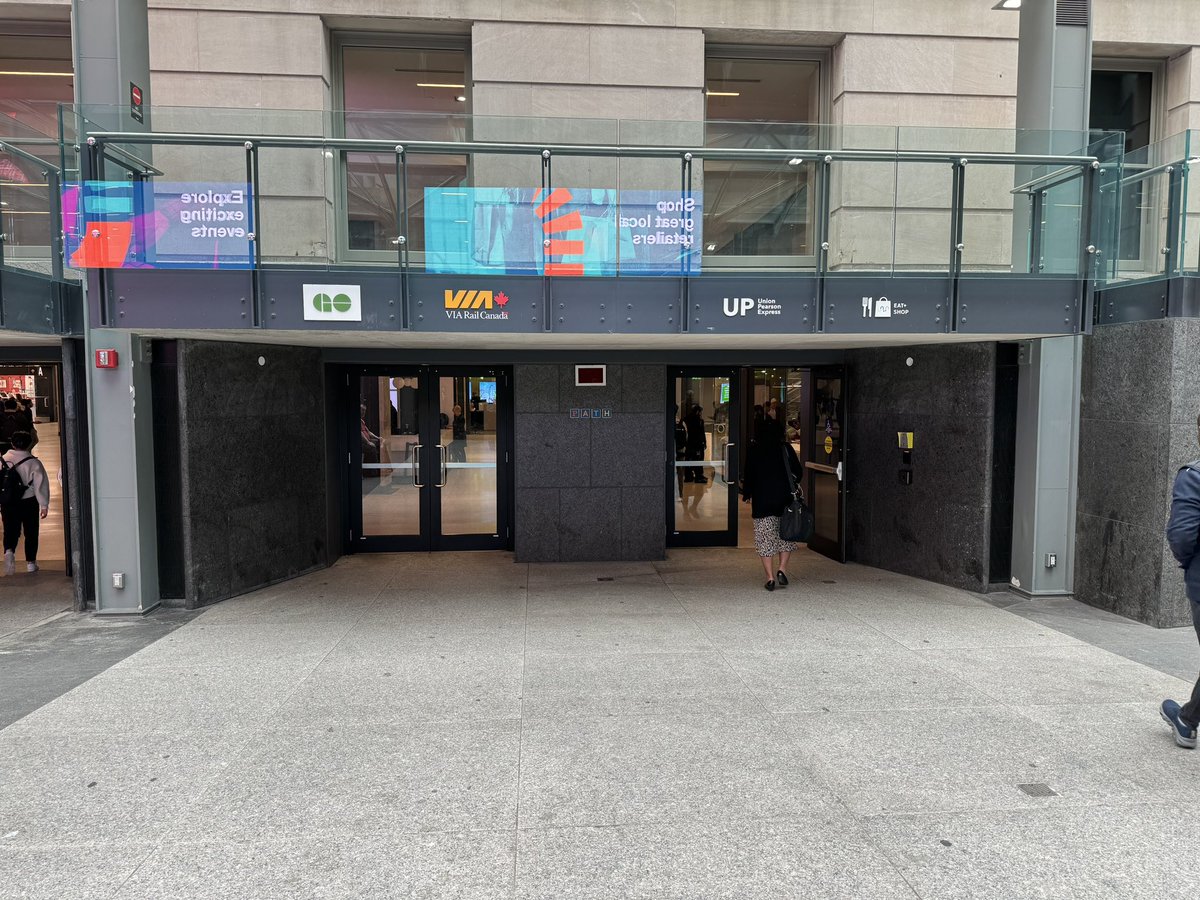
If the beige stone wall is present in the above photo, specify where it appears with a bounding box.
[828,33,1018,271]
[125,0,1200,266]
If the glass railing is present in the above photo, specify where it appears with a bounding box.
[58,105,1115,284]
[0,109,67,281]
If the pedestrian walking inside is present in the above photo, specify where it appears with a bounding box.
[1,431,50,575]
[1162,411,1200,747]
[741,416,803,591]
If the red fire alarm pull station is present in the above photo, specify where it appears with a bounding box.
[95,349,119,369]
[575,365,606,386]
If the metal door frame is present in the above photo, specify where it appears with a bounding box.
[666,366,741,548]
[346,364,512,552]
[802,364,847,562]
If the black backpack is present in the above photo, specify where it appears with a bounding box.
[0,457,33,506]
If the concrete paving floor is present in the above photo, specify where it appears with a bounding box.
[2,547,1200,899]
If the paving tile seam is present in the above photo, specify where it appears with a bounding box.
[0,611,73,643]
[855,797,1184,828]
[652,567,783,724]
[513,807,852,833]
[512,561,532,895]
[914,646,1196,702]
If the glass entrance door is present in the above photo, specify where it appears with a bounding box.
[668,368,740,546]
[801,366,847,562]
[351,366,510,551]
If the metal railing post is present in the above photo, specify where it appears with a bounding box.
[1029,189,1045,274]
[541,148,552,333]
[815,155,832,333]
[84,137,112,327]
[680,152,691,334]
[244,141,262,326]
[396,145,409,330]
[1165,163,1184,277]
[949,160,966,332]
[47,167,64,283]
[1079,162,1100,333]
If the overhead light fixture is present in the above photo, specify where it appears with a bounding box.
[0,70,72,77]
[37,367,43,376]
[991,0,1021,8]
[416,82,465,89]
[787,158,804,166]
[705,90,740,97]
[456,95,466,102]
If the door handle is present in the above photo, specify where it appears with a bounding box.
[412,444,424,488]
[722,442,735,485]
[436,444,448,488]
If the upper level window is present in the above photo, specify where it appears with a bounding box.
[337,39,469,255]
[1089,63,1159,265]
[703,51,824,265]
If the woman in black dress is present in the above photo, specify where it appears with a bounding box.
[741,415,804,591]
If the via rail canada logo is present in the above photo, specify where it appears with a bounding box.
[444,289,511,321]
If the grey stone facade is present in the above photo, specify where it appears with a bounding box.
[1075,318,1200,627]
[513,364,666,562]
[845,343,999,592]
[172,340,329,607]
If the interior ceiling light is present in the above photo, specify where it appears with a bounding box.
[456,95,467,102]
[417,83,465,89]
[992,0,1021,8]
[787,158,804,166]
[0,70,73,77]
[705,90,740,97]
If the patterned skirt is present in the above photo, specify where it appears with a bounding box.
[753,515,798,558]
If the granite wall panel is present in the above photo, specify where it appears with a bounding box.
[514,364,667,562]
[1076,318,1199,627]
[845,343,997,592]
[174,340,329,607]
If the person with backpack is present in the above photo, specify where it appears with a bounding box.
[1162,410,1200,747]
[1,431,50,575]
[0,397,25,455]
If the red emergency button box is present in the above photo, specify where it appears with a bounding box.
[95,349,119,369]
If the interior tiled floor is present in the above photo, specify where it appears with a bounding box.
[3,548,1199,899]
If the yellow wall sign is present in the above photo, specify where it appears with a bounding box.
[824,435,834,455]
[897,431,915,449]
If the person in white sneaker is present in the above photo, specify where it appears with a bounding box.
[1,431,49,575]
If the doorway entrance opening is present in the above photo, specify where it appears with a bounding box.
[668,365,846,562]
[0,361,68,574]
[349,366,511,552]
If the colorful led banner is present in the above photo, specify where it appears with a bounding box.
[63,181,254,269]
[424,187,702,277]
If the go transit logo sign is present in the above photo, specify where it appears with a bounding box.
[303,284,362,322]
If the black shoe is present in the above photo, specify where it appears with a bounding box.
[776,570,789,587]
[765,580,776,592]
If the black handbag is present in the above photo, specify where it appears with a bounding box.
[778,446,814,543]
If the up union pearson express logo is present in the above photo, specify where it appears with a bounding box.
[444,289,511,320]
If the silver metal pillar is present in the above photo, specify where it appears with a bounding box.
[72,0,157,612]
[1009,0,1092,596]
